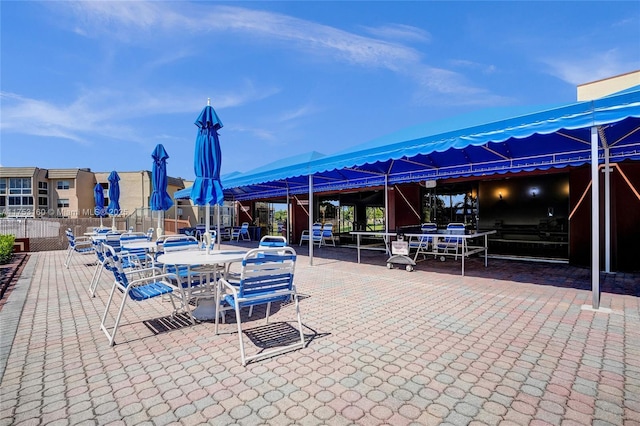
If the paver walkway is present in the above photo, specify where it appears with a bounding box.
[1,245,639,425]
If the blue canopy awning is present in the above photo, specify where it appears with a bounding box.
[176,86,640,201]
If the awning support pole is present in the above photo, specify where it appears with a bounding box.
[604,145,611,273]
[286,185,290,243]
[591,126,600,309]
[309,174,314,266]
[384,175,389,234]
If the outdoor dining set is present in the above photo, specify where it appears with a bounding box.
[64,227,306,366]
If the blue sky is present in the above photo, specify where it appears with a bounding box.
[1,1,639,181]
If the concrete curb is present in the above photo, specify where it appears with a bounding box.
[0,253,37,381]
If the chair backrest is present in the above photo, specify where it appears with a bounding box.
[445,223,466,243]
[66,229,75,246]
[240,222,249,231]
[321,223,333,237]
[119,233,147,242]
[446,223,466,234]
[146,228,154,240]
[104,233,122,249]
[238,247,297,300]
[421,223,437,233]
[259,235,287,248]
[93,239,106,261]
[162,236,200,252]
[311,223,323,237]
[102,244,130,289]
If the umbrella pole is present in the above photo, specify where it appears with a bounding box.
[205,204,211,254]
[112,215,116,231]
[217,205,221,251]
[156,211,163,238]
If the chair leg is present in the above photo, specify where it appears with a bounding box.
[100,281,122,346]
[265,302,271,324]
[294,294,305,346]
[234,303,248,366]
[64,248,73,268]
[88,261,104,297]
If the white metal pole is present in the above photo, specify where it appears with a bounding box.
[604,146,611,273]
[217,204,221,250]
[205,204,211,254]
[286,187,290,243]
[309,174,314,266]
[384,175,389,234]
[590,126,600,309]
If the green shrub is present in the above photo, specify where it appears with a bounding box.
[0,234,15,264]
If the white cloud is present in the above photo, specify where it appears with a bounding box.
[0,82,279,145]
[60,2,489,99]
[278,104,317,123]
[450,59,497,75]
[362,23,431,43]
[541,49,640,86]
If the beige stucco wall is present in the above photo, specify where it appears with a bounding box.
[577,70,640,101]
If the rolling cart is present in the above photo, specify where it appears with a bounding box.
[386,236,416,272]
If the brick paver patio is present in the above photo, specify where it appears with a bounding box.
[1,243,639,425]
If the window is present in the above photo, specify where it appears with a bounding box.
[57,180,70,190]
[38,196,48,207]
[0,179,6,195]
[57,199,70,208]
[38,181,48,195]
[9,196,33,206]
[9,178,31,195]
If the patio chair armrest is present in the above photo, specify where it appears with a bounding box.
[128,272,181,287]
[218,278,240,296]
[124,266,163,277]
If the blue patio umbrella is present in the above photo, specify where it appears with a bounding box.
[93,183,106,228]
[190,100,224,251]
[107,171,121,230]
[150,144,174,238]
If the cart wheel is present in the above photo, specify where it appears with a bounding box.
[406,265,414,272]
[387,263,393,269]
[440,256,446,262]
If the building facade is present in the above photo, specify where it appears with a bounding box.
[0,167,189,223]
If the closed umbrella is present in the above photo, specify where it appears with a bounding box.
[107,171,121,231]
[190,99,224,252]
[150,144,174,238]
[93,183,106,229]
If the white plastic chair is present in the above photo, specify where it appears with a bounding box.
[100,244,193,346]
[299,223,323,247]
[437,223,466,260]
[64,228,94,268]
[232,222,250,241]
[409,223,437,260]
[215,246,305,365]
[319,223,336,247]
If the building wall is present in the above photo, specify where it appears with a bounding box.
[0,166,186,221]
[577,70,640,101]
[569,162,640,272]
[76,169,96,217]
